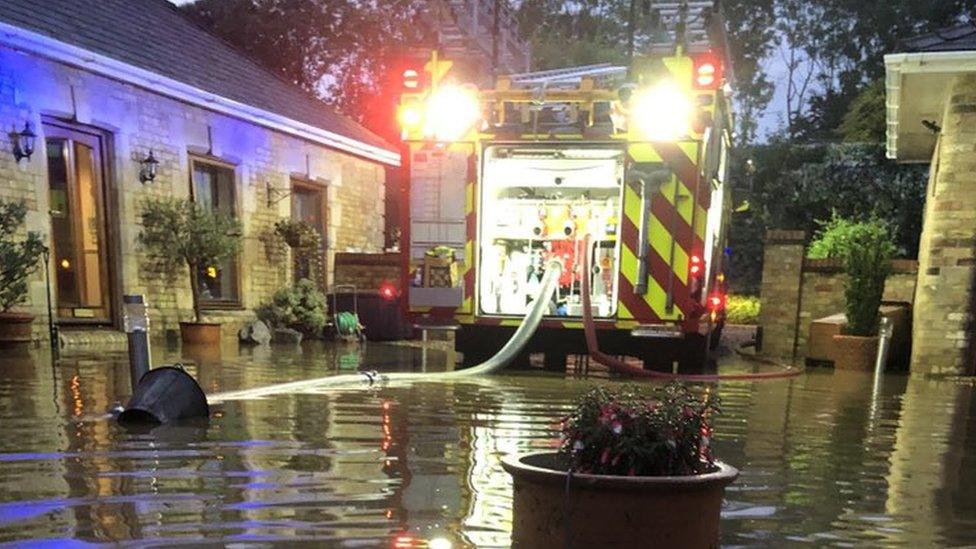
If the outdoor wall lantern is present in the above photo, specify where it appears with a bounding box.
[12,122,35,162]
[138,149,159,183]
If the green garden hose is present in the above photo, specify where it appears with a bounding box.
[335,311,361,337]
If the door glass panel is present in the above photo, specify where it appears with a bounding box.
[75,142,104,307]
[47,140,78,307]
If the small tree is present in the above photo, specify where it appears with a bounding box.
[138,197,241,323]
[810,215,895,336]
[0,199,45,313]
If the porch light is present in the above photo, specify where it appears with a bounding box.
[139,149,159,183]
[13,122,35,162]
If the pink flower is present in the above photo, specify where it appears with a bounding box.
[600,448,610,464]
[611,420,623,435]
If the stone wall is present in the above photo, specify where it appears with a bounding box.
[333,252,401,291]
[0,45,387,341]
[910,74,976,376]
[759,230,918,360]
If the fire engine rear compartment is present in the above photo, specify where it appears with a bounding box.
[478,145,624,319]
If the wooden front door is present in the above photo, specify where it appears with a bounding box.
[44,123,114,323]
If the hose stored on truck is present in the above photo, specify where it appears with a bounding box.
[209,261,564,403]
[579,236,802,382]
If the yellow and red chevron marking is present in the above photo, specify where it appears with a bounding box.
[461,151,477,316]
[618,140,706,324]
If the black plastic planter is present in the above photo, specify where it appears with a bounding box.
[117,366,210,424]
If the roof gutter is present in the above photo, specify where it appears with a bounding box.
[0,21,401,166]
[885,50,976,160]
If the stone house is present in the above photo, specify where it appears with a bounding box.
[0,0,400,343]
[886,22,976,375]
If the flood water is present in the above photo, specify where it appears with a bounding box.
[1,341,975,547]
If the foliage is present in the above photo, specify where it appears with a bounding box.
[812,216,895,336]
[181,0,432,132]
[807,215,860,259]
[0,200,45,313]
[138,197,242,322]
[274,218,321,249]
[762,1,974,140]
[255,278,328,336]
[727,142,926,294]
[725,295,761,325]
[559,383,719,477]
[838,80,887,143]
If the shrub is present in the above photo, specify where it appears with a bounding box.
[811,215,895,336]
[559,382,719,476]
[255,278,328,337]
[0,200,45,313]
[138,197,241,322]
[725,295,761,325]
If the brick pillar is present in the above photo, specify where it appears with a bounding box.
[911,75,976,376]
[759,230,807,359]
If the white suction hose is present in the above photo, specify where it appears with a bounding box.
[209,261,563,403]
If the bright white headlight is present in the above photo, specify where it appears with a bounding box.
[631,81,693,141]
[424,84,480,142]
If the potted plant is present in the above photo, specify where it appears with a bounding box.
[811,216,895,370]
[0,199,45,346]
[139,197,241,345]
[502,383,737,547]
[274,218,320,249]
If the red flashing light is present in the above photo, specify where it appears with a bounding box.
[399,63,429,94]
[693,53,723,90]
[402,69,420,89]
[379,282,398,301]
[393,534,416,548]
[708,292,726,311]
[689,255,703,276]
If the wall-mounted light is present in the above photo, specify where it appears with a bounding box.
[13,122,35,162]
[138,149,159,183]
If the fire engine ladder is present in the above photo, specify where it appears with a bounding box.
[505,63,627,89]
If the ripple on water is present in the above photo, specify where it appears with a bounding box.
[0,347,975,546]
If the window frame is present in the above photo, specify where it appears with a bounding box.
[290,176,329,289]
[188,155,242,309]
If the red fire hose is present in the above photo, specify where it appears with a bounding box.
[580,237,802,382]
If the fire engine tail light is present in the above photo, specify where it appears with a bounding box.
[693,53,723,90]
[689,255,703,276]
[379,281,398,301]
[708,292,726,311]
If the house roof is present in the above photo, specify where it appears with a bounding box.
[0,0,399,165]
[886,21,976,162]
[899,21,976,53]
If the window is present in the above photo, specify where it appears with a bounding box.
[190,158,240,306]
[291,179,327,289]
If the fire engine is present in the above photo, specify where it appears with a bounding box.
[398,2,733,370]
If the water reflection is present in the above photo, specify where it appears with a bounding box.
[0,344,975,546]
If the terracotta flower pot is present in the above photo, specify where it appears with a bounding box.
[0,311,34,346]
[179,322,222,345]
[830,333,879,371]
[502,452,738,548]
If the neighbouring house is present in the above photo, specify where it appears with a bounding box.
[0,0,400,343]
[886,21,976,375]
